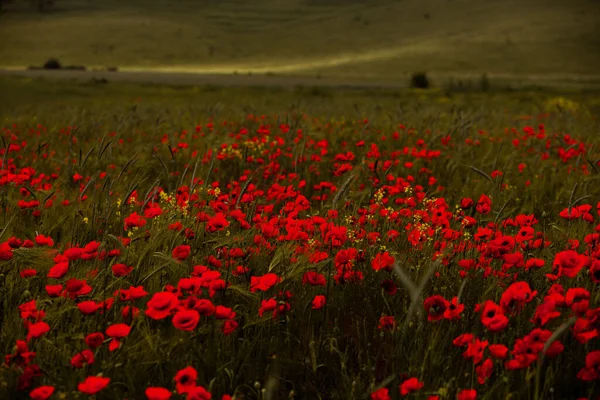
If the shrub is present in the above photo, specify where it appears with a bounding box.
[43,58,62,70]
[410,72,430,89]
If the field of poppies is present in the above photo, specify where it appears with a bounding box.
[0,80,599,400]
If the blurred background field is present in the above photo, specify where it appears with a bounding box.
[1,0,599,89]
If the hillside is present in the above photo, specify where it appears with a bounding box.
[1,0,599,82]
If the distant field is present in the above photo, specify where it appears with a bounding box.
[1,0,600,82]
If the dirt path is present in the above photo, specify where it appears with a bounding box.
[2,68,600,90]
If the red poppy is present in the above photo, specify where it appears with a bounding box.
[302,271,326,286]
[78,376,110,395]
[424,295,449,322]
[565,288,590,315]
[577,350,600,381]
[476,358,493,384]
[35,235,54,247]
[85,332,105,348]
[174,366,197,394]
[371,388,391,400]
[480,301,509,332]
[378,316,396,331]
[172,245,191,261]
[206,213,229,233]
[399,377,424,396]
[488,344,508,360]
[63,247,83,261]
[106,323,131,338]
[553,250,586,278]
[222,319,238,335]
[145,387,172,400]
[443,297,465,320]
[146,292,179,320]
[589,259,600,283]
[186,385,212,400]
[371,251,395,271]
[112,263,133,277]
[172,310,200,331]
[457,389,477,400]
[124,212,147,230]
[250,273,281,292]
[499,282,537,315]
[18,269,36,279]
[47,262,69,279]
[476,194,492,215]
[215,306,235,320]
[29,386,55,400]
[0,242,14,260]
[311,295,326,310]
[71,349,94,368]
[27,322,50,341]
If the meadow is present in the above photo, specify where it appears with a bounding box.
[1,0,600,87]
[0,76,600,400]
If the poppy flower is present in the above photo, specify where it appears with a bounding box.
[146,292,179,320]
[47,262,69,279]
[499,282,537,315]
[35,235,54,247]
[124,212,147,230]
[302,271,326,286]
[0,242,14,260]
[378,316,396,331]
[29,386,55,400]
[112,263,133,277]
[488,344,509,359]
[214,306,235,320]
[381,279,398,296]
[371,252,395,271]
[565,288,590,315]
[63,247,83,261]
[106,323,131,338]
[311,295,326,310]
[78,376,110,395]
[577,350,600,381]
[371,388,391,400]
[457,389,477,400]
[206,213,229,233]
[194,299,215,316]
[174,366,197,394]
[222,319,238,335]
[78,301,101,315]
[481,301,509,332]
[424,295,449,321]
[553,250,586,278]
[399,377,424,396]
[443,297,465,320]
[476,358,493,384]
[145,387,172,400]
[589,259,600,283]
[85,332,105,348]
[476,194,492,215]
[250,273,281,292]
[453,333,474,347]
[172,245,191,261]
[186,385,212,400]
[20,269,37,278]
[172,310,200,331]
[27,322,50,341]
[71,349,94,368]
